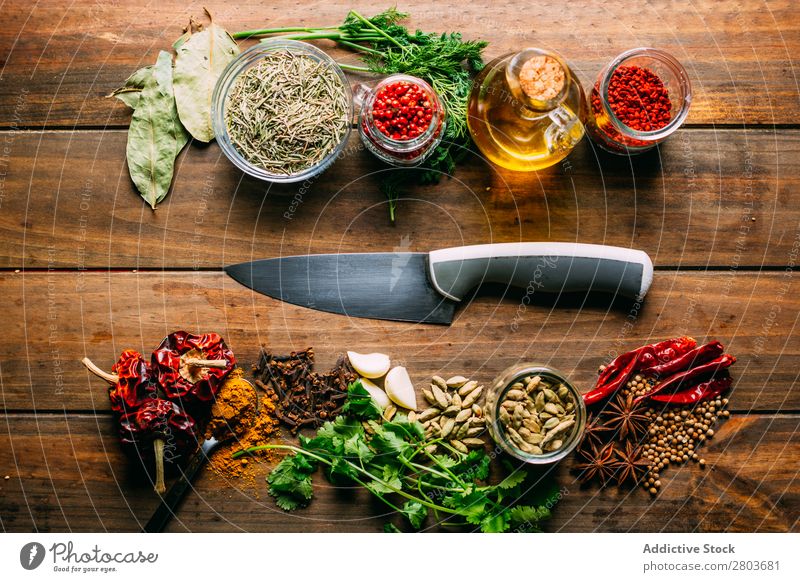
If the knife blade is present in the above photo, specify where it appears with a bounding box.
[224,242,654,325]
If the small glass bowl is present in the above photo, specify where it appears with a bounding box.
[586,47,691,154]
[212,40,353,183]
[486,363,586,465]
[355,74,446,167]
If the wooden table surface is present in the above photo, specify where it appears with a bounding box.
[2,0,799,533]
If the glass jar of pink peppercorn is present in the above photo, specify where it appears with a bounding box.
[355,74,446,166]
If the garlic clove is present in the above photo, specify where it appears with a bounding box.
[347,351,391,379]
[384,366,418,411]
[360,377,390,409]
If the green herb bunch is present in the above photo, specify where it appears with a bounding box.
[235,381,555,532]
[233,8,488,222]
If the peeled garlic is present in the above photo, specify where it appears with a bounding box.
[360,377,390,409]
[347,351,390,379]
[384,366,417,411]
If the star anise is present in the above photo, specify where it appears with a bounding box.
[602,393,650,441]
[575,443,618,485]
[580,413,612,451]
[613,441,651,486]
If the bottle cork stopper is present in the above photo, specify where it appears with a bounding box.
[519,55,565,102]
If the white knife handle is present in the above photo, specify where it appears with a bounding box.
[428,242,653,302]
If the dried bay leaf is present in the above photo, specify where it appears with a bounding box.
[109,65,152,110]
[173,23,239,142]
[126,50,189,209]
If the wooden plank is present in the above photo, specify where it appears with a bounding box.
[1,271,797,412]
[1,413,796,532]
[1,129,796,268]
[1,1,798,127]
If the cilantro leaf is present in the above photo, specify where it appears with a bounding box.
[370,423,413,461]
[267,455,316,510]
[381,413,425,442]
[451,449,490,481]
[480,510,510,533]
[402,501,427,529]
[340,380,382,420]
[383,523,403,533]
[497,470,528,490]
[508,505,551,531]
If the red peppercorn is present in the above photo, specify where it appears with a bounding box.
[590,65,672,147]
[371,80,436,141]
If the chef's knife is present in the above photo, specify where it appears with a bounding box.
[225,242,653,325]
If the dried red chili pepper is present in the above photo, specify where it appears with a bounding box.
[648,375,732,405]
[151,331,235,405]
[118,398,198,494]
[585,337,697,406]
[636,354,736,404]
[641,341,724,378]
[82,350,155,414]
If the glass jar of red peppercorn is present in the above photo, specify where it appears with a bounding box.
[587,48,691,154]
[355,75,445,166]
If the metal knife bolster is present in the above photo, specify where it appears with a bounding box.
[427,242,654,302]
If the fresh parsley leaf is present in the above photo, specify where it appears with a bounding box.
[340,380,382,420]
[383,523,403,533]
[402,501,427,529]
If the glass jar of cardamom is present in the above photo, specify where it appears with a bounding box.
[486,363,586,464]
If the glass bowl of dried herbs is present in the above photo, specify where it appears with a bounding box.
[212,40,353,183]
[486,364,586,465]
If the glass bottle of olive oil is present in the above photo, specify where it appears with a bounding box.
[467,48,586,172]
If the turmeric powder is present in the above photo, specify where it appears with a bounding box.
[205,369,280,490]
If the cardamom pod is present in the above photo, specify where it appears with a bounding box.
[458,380,479,397]
[446,375,468,388]
[544,402,560,415]
[407,411,417,423]
[455,409,472,423]
[423,389,436,405]
[543,417,560,430]
[526,376,542,393]
[461,438,485,448]
[441,418,456,438]
[451,393,462,409]
[419,408,440,423]
[450,440,469,454]
[505,389,525,401]
[383,404,397,421]
[462,386,483,408]
[431,384,449,409]
[432,375,448,391]
[442,405,461,417]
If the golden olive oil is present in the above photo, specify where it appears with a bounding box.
[468,49,586,172]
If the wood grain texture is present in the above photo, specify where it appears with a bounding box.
[0,1,798,127]
[1,414,796,532]
[0,129,796,269]
[0,271,797,412]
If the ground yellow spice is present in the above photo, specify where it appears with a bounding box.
[205,369,280,491]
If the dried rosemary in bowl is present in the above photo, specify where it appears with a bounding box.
[224,50,349,176]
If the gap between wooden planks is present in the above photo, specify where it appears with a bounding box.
[0,270,797,412]
[0,129,797,268]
